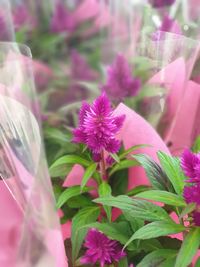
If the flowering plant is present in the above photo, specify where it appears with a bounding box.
[49,90,200,266]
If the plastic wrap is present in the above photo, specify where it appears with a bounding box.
[0,0,15,41]
[0,42,67,266]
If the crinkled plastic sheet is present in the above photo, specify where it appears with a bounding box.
[0,43,67,267]
[0,0,15,41]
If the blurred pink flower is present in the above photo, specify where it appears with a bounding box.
[149,0,176,8]
[102,54,141,102]
[32,60,53,91]
[159,14,182,34]
[50,1,76,33]
[12,5,37,31]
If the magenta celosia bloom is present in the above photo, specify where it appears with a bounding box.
[183,184,200,226]
[102,54,141,102]
[73,93,125,155]
[160,15,175,32]
[192,211,200,226]
[183,184,200,205]
[180,149,200,183]
[81,228,126,267]
[149,0,175,8]
[50,1,76,33]
[12,5,36,31]
[70,50,98,81]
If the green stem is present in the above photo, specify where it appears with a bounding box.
[100,150,106,181]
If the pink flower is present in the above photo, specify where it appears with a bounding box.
[102,54,141,102]
[183,184,200,226]
[81,228,126,267]
[149,0,176,8]
[12,5,37,31]
[73,92,125,155]
[183,184,200,205]
[180,149,200,183]
[50,1,76,33]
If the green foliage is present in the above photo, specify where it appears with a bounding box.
[192,135,200,153]
[57,185,93,209]
[175,228,200,267]
[109,168,128,196]
[49,155,91,177]
[133,154,171,191]
[157,152,185,195]
[81,163,97,190]
[136,190,186,207]
[136,249,178,267]
[98,182,112,222]
[125,221,185,248]
[71,206,100,262]
[94,195,173,223]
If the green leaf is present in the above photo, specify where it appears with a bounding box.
[124,212,144,232]
[133,154,170,191]
[125,221,185,248]
[119,144,151,159]
[157,152,185,195]
[94,195,173,222]
[56,186,92,208]
[67,195,94,208]
[175,228,200,267]
[44,127,71,145]
[179,203,196,219]
[127,185,151,196]
[195,258,200,267]
[109,168,128,196]
[136,190,186,207]
[137,249,177,267]
[110,153,120,163]
[119,257,128,267]
[98,182,112,221]
[50,164,72,178]
[81,163,97,190]
[49,155,91,177]
[192,135,200,153]
[109,159,139,176]
[50,155,91,171]
[71,206,100,262]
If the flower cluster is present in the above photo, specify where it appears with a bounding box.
[102,54,141,102]
[81,228,126,267]
[181,149,200,226]
[73,92,125,158]
[149,0,176,8]
[50,1,76,33]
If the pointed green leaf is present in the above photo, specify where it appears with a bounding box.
[98,182,112,221]
[133,154,169,191]
[157,152,185,195]
[81,163,97,190]
[127,185,151,196]
[137,249,177,267]
[50,155,91,171]
[124,221,185,248]
[175,228,200,267]
[179,203,196,219]
[119,144,151,159]
[110,153,120,163]
[57,185,92,208]
[72,206,100,262]
[94,195,173,222]
[136,190,186,207]
[109,159,139,176]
